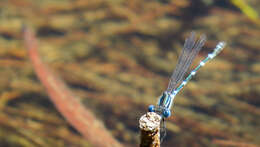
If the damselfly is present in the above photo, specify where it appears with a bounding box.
[148,32,226,118]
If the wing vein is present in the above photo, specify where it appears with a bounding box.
[166,32,206,92]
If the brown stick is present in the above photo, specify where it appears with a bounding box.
[139,112,161,147]
[23,27,122,147]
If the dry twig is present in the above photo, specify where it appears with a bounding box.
[139,112,161,147]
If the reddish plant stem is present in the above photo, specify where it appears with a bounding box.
[23,27,122,147]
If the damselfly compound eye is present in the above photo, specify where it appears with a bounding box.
[148,105,155,112]
[163,109,171,118]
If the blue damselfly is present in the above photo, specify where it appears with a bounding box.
[148,32,226,118]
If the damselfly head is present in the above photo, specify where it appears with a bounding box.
[148,105,171,118]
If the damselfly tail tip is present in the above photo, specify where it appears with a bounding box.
[218,41,226,48]
[214,41,226,55]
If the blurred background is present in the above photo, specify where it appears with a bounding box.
[0,0,260,146]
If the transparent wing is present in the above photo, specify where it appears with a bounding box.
[166,32,206,92]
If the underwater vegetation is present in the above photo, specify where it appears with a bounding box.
[23,27,122,147]
[0,0,260,146]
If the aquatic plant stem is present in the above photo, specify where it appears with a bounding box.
[139,112,161,147]
[23,27,122,147]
